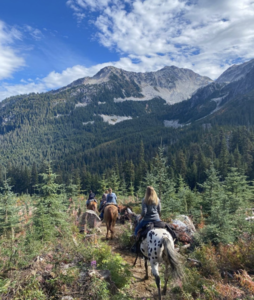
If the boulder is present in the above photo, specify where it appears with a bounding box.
[79,210,101,231]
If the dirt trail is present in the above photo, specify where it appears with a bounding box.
[99,223,159,299]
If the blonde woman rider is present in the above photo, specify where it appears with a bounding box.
[134,186,161,236]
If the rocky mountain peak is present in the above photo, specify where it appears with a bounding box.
[216,58,254,83]
[56,65,212,104]
[93,66,121,79]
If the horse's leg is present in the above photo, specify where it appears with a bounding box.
[162,264,170,295]
[151,262,161,300]
[144,258,149,280]
[111,218,116,239]
[106,223,109,240]
[133,254,138,266]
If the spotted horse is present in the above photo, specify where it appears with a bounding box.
[135,228,183,300]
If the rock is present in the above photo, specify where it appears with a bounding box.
[173,215,196,235]
[79,210,101,230]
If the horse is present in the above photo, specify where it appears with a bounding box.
[87,200,98,212]
[136,228,183,300]
[117,205,134,224]
[104,204,118,240]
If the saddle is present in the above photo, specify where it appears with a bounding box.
[101,203,120,214]
[138,221,178,243]
[131,221,178,255]
[105,203,118,208]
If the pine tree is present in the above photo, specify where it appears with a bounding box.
[153,147,168,200]
[128,181,135,197]
[218,131,229,179]
[30,162,38,194]
[119,177,127,196]
[223,167,253,238]
[33,164,68,241]
[224,167,252,213]
[199,165,233,244]
[108,170,120,193]
[176,150,187,178]
[98,174,108,195]
[233,147,242,169]
[136,141,147,185]
[176,175,197,214]
[0,178,20,239]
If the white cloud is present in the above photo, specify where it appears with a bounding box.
[0,21,25,80]
[67,0,254,79]
[1,0,254,101]
[0,59,128,100]
[24,25,43,40]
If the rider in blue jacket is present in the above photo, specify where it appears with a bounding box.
[99,188,117,219]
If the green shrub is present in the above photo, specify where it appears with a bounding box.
[84,276,110,299]
[92,244,131,288]
[118,225,133,248]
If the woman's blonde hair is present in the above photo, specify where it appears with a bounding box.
[144,186,158,205]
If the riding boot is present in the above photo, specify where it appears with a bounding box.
[131,233,141,254]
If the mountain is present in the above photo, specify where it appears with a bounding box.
[54,65,212,105]
[162,58,254,125]
[0,65,211,171]
[216,59,254,83]
[1,60,254,188]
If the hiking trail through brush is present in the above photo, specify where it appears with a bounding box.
[99,223,164,300]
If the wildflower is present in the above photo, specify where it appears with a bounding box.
[91,260,97,269]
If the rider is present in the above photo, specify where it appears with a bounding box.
[99,189,108,212]
[86,190,97,208]
[99,188,117,219]
[106,188,117,204]
[134,186,161,236]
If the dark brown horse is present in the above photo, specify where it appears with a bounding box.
[117,205,133,224]
[104,205,118,240]
[87,200,98,212]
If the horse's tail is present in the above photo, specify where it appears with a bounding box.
[162,237,183,280]
[107,207,116,231]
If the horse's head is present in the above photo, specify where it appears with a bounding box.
[118,205,126,214]
[131,213,141,228]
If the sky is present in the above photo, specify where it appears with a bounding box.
[0,0,254,101]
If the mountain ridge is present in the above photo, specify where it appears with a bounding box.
[54,65,213,105]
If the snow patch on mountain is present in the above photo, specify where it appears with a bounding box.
[75,102,88,108]
[83,121,94,125]
[164,120,184,128]
[99,114,132,125]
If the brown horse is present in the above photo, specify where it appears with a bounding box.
[87,200,98,212]
[104,205,118,240]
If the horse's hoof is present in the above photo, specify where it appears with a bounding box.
[144,275,149,280]
[162,289,167,295]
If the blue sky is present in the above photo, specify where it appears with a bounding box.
[0,0,254,100]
